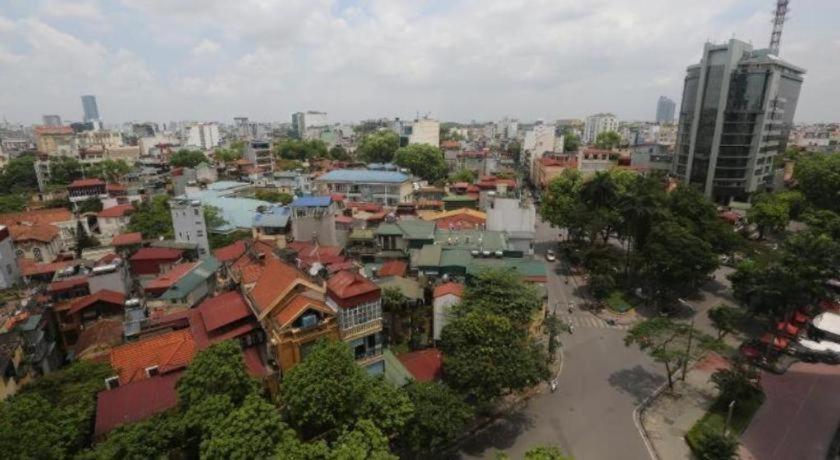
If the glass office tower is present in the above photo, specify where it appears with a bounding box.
[673,39,804,203]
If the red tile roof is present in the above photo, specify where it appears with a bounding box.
[47,276,89,293]
[18,259,78,277]
[111,232,143,246]
[334,214,353,224]
[8,222,60,243]
[229,240,277,284]
[398,349,443,382]
[195,291,252,332]
[130,247,183,261]
[433,282,464,298]
[326,270,380,308]
[144,262,197,292]
[74,319,123,361]
[0,207,73,226]
[378,260,407,278]
[213,240,247,263]
[330,193,345,202]
[287,241,344,268]
[58,289,126,315]
[35,125,73,135]
[106,183,127,193]
[69,178,106,188]
[97,204,135,218]
[94,372,181,437]
[109,329,196,384]
[273,293,333,328]
[249,258,309,313]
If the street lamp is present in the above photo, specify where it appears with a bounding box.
[677,298,697,381]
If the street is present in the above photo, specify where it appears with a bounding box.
[458,218,664,459]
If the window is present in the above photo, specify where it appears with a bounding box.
[105,376,120,390]
[33,247,43,262]
[193,208,199,216]
[196,230,204,237]
[145,366,160,377]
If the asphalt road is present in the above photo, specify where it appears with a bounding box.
[458,219,664,459]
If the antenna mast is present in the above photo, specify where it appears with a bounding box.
[769,0,789,55]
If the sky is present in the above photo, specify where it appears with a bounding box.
[0,0,837,125]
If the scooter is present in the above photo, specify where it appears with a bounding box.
[550,379,558,392]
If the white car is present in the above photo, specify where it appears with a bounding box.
[545,249,556,262]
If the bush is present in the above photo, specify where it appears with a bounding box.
[605,291,632,313]
[686,390,764,456]
[692,430,739,460]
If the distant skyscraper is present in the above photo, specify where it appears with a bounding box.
[673,38,804,203]
[655,96,676,124]
[81,95,100,122]
[42,115,62,127]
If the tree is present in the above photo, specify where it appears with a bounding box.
[625,318,698,391]
[176,340,259,410]
[330,419,397,460]
[594,130,622,150]
[0,155,39,192]
[87,159,131,182]
[459,268,543,326]
[358,377,414,436]
[200,394,288,459]
[747,193,790,240]
[692,431,739,460]
[639,220,718,308]
[357,131,400,164]
[563,132,580,152]
[203,205,227,233]
[441,311,548,403]
[169,149,208,168]
[711,358,760,403]
[77,197,103,214]
[506,141,522,164]
[49,156,84,185]
[80,412,183,460]
[0,361,112,457]
[281,340,407,439]
[328,144,352,161]
[0,194,28,213]
[449,169,475,184]
[75,220,99,257]
[707,305,742,339]
[399,382,473,454]
[668,184,741,254]
[793,153,840,213]
[524,445,571,460]
[540,169,585,239]
[255,189,294,204]
[393,144,447,182]
[275,139,328,161]
[127,194,173,239]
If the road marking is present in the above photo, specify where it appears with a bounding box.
[558,314,630,330]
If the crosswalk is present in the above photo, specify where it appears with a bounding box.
[556,314,630,331]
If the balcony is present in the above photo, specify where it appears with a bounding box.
[341,318,383,342]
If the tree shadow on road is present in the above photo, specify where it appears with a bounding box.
[607,365,666,405]
[456,409,536,457]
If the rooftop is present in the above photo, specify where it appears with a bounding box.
[130,247,183,261]
[434,282,464,298]
[109,328,195,384]
[97,204,135,218]
[69,178,106,188]
[111,232,143,246]
[249,257,312,313]
[94,371,181,437]
[326,270,380,305]
[317,169,409,183]
[290,196,332,208]
[252,205,291,228]
[398,349,443,382]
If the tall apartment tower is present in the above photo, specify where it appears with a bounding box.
[81,95,100,122]
[673,39,804,203]
[169,198,210,256]
[655,96,676,124]
[583,113,618,144]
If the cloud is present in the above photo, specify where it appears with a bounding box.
[0,15,15,33]
[1,0,837,123]
[190,38,220,56]
[41,0,104,21]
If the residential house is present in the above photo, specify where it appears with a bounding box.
[420,208,486,230]
[245,257,340,372]
[68,178,108,208]
[54,290,125,349]
[326,270,384,375]
[9,222,64,263]
[0,334,28,400]
[397,349,443,382]
[577,149,614,176]
[129,247,183,276]
[145,256,220,308]
[34,125,75,156]
[290,196,338,246]
[375,220,436,258]
[432,282,464,342]
[3,311,62,375]
[486,196,536,255]
[535,156,577,189]
[314,169,412,206]
[96,204,134,243]
[252,205,291,245]
[0,208,76,253]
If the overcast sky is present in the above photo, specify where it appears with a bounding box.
[0,0,837,125]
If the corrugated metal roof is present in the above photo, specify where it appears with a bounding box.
[316,169,408,183]
[290,196,331,208]
[252,205,291,227]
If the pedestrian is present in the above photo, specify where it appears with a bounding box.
[550,379,557,392]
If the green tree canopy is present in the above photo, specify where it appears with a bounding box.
[393,144,447,182]
[524,445,572,460]
[563,132,581,152]
[200,394,289,459]
[176,340,260,410]
[692,431,739,460]
[80,412,183,460]
[399,382,473,454]
[707,304,743,339]
[793,153,840,213]
[274,139,329,161]
[255,189,294,204]
[281,340,413,439]
[0,155,39,192]
[329,419,397,460]
[169,149,208,168]
[49,156,84,185]
[449,169,476,184]
[625,318,698,391]
[0,194,28,213]
[747,193,791,240]
[459,268,543,326]
[357,131,400,164]
[441,310,548,403]
[328,144,352,161]
[0,394,66,459]
[594,130,622,150]
[127,194,173,239]
[87,159,131,182]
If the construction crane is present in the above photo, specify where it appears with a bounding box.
[769,0,789,56]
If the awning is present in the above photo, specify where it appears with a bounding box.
[761,333,790,350]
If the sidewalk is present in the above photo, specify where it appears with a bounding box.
[641,353,729,459]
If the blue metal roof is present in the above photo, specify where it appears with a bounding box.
[185,189,272,231]
[316,169,408,183]
[252,205,291,227]
[290,196,332,208]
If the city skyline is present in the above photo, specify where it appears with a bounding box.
[0,0,838,125]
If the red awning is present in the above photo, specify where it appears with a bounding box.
[761,333,790,350]
[793,311,809,325]
[776,322,800,336]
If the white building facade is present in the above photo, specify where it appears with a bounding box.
[583,113,619,144]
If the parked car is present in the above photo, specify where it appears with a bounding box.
[545,249,556,262]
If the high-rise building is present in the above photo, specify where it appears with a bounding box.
[655,96,676,124]
[291,111,328,139]
[673,38,804,203]
[183,122,220,149]
[42,115,62,127]
[81,95,100,122]
[583,113,618,144]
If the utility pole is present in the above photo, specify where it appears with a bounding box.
[769,0,789,56]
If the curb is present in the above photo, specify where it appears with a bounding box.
[633,381,668,460]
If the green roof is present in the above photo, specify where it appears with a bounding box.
[349,228,375,240]
[383,349,413,387]
[440,249,472,268]
[160,255,221,300]
[374,223,403,236]
[416,245,442,267]
[374,220,436,240]
[376,276,423,301]
[433,229,509,252]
